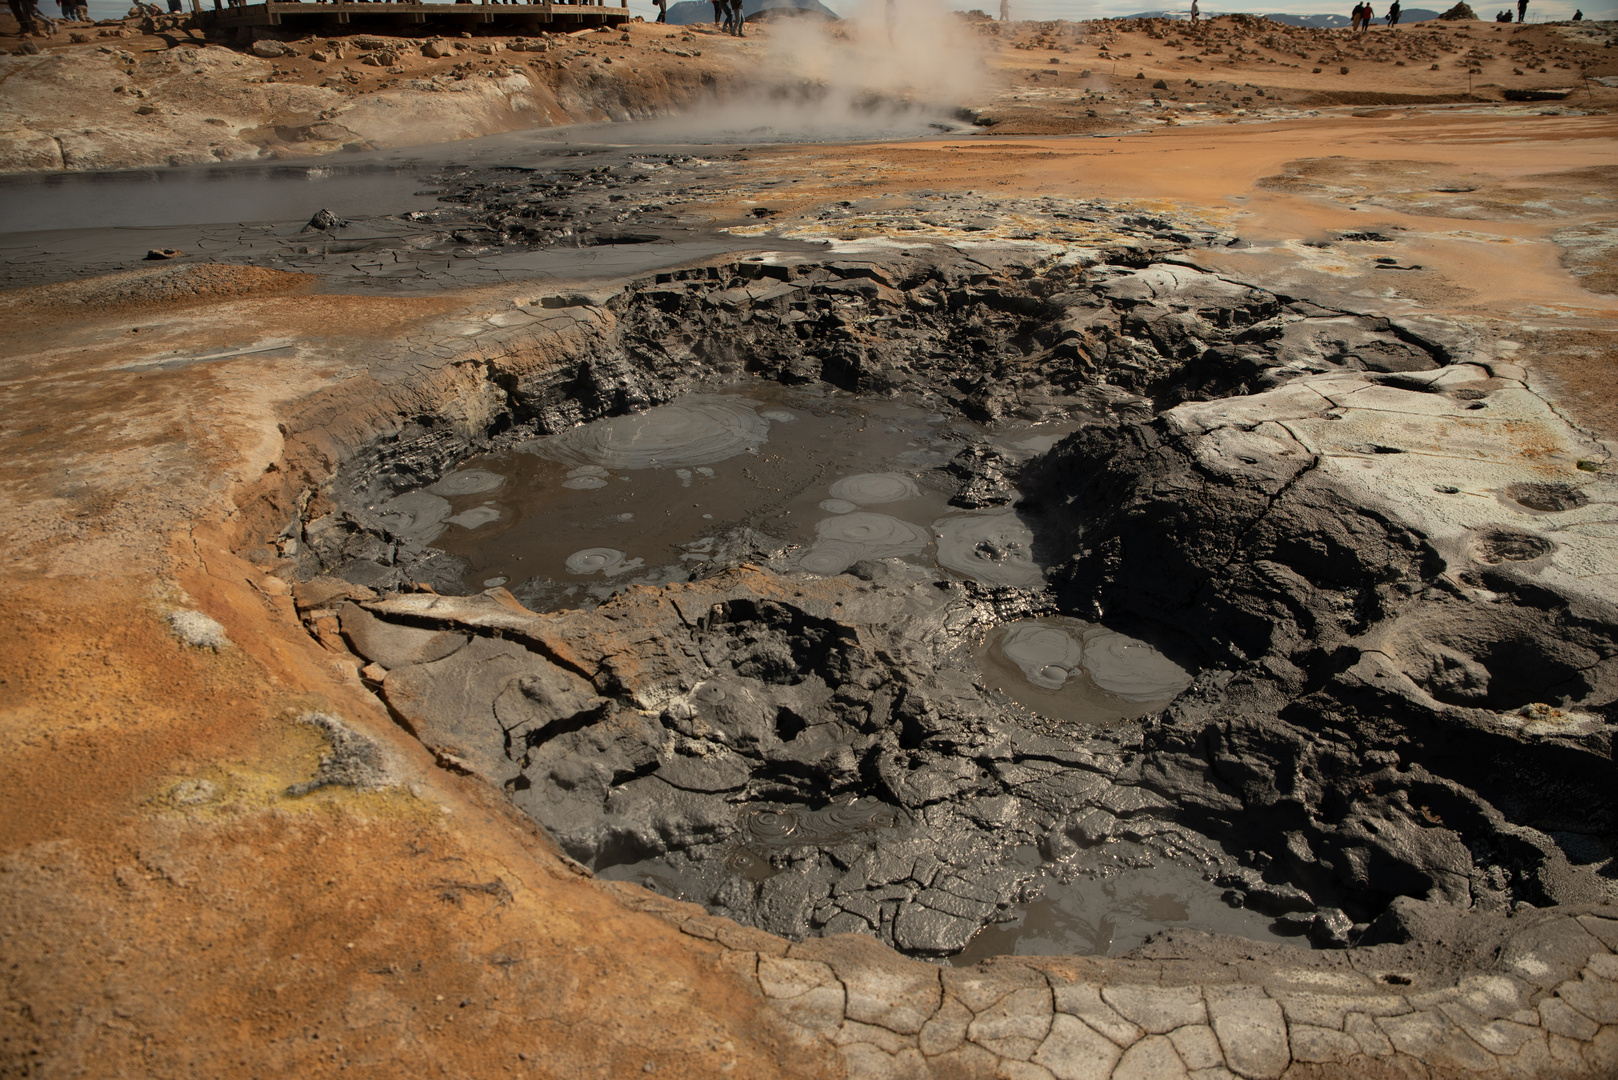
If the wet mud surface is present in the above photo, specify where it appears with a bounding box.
[283,213,1617,964]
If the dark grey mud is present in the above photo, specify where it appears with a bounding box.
[274,190,1615,962]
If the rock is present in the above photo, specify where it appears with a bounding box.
[250,39,295,58]
[1151,78,1169,89]
[302,208,349,233]
[337,602,468,669]
[422,39,453,58]
[1438,1,1476,17]
[144,248,182,260]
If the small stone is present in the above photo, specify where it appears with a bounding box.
[145,247,182,260]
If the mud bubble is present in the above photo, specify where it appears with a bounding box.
[723,798,902,881]
[981,617,1193,726]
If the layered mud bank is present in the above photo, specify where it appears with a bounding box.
[273,231,1616,970]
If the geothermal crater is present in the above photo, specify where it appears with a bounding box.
[288,226,1617,962]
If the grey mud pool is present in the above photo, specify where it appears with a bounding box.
[363,383,1288,960]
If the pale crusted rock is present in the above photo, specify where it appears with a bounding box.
[832,946,941,1035]
[1587,952,1618,981]
[1001,1063,1059,1080]
[1288,1024,1360,1063]
[1050,981,1143,1048]
[1377,1009,1496,1072]
[758,955,840,1000]
[1548,1032,1587,1068]
[837,1042,930,1080]
[1538,996,1599,1040]
[1585,1026,1618,1074]
[1113,1034,1190,1080]
[832,1019,914,1054]
[1556,972,1618,1025]
[1101,984,1205,1034]
[1345,1012,1394,1057]
[1167,1025,1225,1071]
[926,1042,1001,1077]
[1437,1001,1539,1056]
[1497,1030,1554,1080]
[943,968,1027,1014]
[968,986,1053,1060]
[1455,974,1529,1020]
[1031,1013,1122,1080]
[918,997,971,1057]
[1275,991,1409,1030]
[1205,987,1288,1080]
[1577,915,1618,952]
[757,955,844,1037]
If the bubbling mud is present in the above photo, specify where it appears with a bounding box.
[998,622,1085,690]
[981,618,1193,727]
[565,548,643,576]
[527,396,771,470]
[373,491,451,545]
[428,469,505,496]
[933,510,1043,588]
[798,513,931,575]
[723,797,902,882]
[828,472,922,506]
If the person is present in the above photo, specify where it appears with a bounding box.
[999,0,1009,21]
[1189,0,1198,21]
[26,0,57,33]
[711,0,722,24]
[654,0,665,20]
[1516,0,1526,21]
[1572,7,1582,18]
[166,0,181,10]
[8,0,38,33]
[1349,2,1363,31]
[1386,0,1400,25]
[1359,3,1374,32]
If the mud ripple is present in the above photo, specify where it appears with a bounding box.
[428,469,505,496]
[531,397,770,470]
[933,510,1043,587]
[828,472,920,505]
[565,548,644,576]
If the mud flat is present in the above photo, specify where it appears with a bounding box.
[5,25,1618,1080]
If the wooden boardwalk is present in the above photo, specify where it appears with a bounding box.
[203,1,630,30]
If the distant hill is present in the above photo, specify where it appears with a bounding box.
[664,0,840,25]
[1120,9,1439,24]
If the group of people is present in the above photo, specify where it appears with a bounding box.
[1492,0,1533,19]
[649,0,741,33]
[6,0,83,36]
[1348,1,1402,31]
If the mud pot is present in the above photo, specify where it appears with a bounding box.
[277,193,1616,965]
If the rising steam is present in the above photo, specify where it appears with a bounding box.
[595,0,990,144]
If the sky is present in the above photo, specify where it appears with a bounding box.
[73,0,1615,38]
